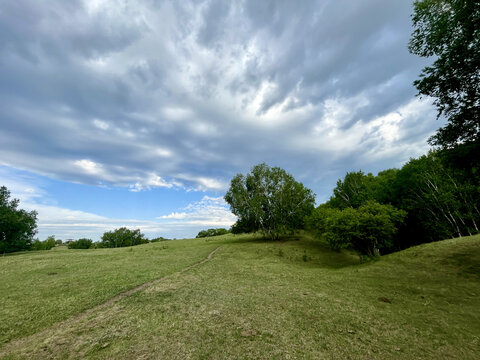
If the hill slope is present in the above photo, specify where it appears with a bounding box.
[1,233,479,359]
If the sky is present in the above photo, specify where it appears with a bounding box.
[0,0,443,240]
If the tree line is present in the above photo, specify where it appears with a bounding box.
[225,0,480,257]
[225,144,479,258]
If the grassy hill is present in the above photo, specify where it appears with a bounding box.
[1,233,479,359]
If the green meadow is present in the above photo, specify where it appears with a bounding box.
[1,233,479,359]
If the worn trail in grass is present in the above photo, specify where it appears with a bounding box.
[1,234,479,359]
[0,246,222,358]
[0,238,221,345]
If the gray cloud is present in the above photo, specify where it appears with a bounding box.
[0,0,442,199]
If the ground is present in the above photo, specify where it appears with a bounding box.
[1,233,479,359]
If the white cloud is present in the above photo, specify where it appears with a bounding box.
[159,212,188,220]
[0,0,442,197]
[0,166,235,240]
[158,195,236,227]
[92,119,110,130]
[129,173,177,192]
[74,159,103,175]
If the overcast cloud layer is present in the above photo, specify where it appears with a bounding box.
[0,0,442,238]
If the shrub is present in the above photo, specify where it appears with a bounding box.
[309,201,406,257]
[31,235,56,251]
[196,228,230,238]
[323,201,406,256]
[68,238,94,249]
[150,237,170,243]
[100,227,148,248]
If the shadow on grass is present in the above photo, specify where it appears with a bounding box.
[439,247,480,279]
[207,232,361,269]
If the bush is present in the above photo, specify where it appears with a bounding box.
[100,227,148,248]
[309,201,406,257]
[68,238,94,249]
[196,228,230,238]
[31,235,56,251]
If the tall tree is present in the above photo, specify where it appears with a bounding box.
[328,171,376,209]
[225,163,315,240]
[0,186,38,253]
[409,0,480,147]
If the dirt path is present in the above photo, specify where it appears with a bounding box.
[0,246,222,358]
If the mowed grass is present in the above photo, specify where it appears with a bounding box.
[1,233,480,359]
[0,238,220,345]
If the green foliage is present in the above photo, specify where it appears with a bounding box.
[322,201,406,256]
[328,171,376,209]
[225,163,315,240]
[319,149,479,251]
[0,185,38,253]
[305,203,337,236]
[409,0,480,147]
[31,236,56,251]
[101,227,148,248]
[196,228,230,238]
[230,217,256,234]
[394,151,480,243]
[68,238,94,249]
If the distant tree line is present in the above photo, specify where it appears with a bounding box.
[0,195,173,254]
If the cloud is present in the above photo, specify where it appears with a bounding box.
[29,194,236,241]
[0,166,235,240]
[158,195,236,227]
[0,0,442,200]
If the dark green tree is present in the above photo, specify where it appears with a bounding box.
[225,163,315,240]
[409,0,480,147]
[328,171,376,209]
[196,228,229,238]
[31,235,56,251]
[68,238,94,249]
[0,186,38,254]
[101,227,148,248]
[395,151,479,242]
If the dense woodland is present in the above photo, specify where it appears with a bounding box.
[307,144,480,255]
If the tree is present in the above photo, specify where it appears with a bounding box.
[409,0,480,147]
[0,185,38,254]
[68,238,94,249]
[323,201,406,257]
[196,228,230,238]
[149,237,169,243]
[225,163,315,240]
[328,171,376,209]
[101,227,148,248]
[31,235,56,251]
[395,151,479,241]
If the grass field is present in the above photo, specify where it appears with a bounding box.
[1,233,479,359]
